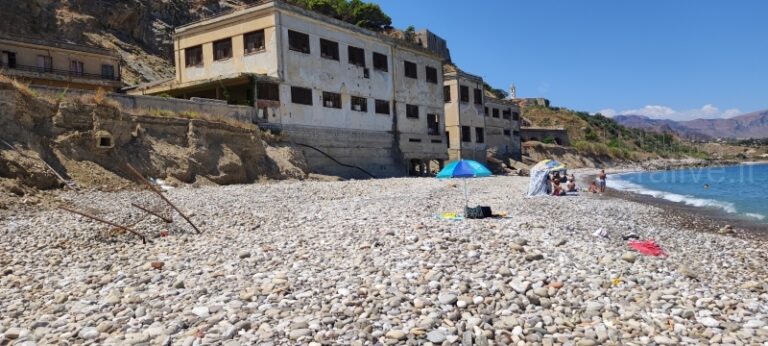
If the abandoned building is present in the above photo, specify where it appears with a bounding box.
[484,96,522,161]
[128,0,447,178]
[443,65,489,163]
[0,35,122,91]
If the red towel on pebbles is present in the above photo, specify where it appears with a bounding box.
[628,240,668,257]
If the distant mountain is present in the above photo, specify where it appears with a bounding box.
[614,110,768,139]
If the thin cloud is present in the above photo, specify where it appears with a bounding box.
[597,104,742,121]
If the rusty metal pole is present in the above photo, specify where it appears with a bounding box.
[124,164,202,234]
[130,203,173,223]
[59,205,147,244]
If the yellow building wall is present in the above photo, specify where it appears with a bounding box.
[174,13,278,84]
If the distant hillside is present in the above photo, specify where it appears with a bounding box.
[522,105,707,160]
[614,110,768,139]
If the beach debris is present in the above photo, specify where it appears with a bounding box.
[628,240,668,257]
[611,277,623,286]
[592,228,608,238]
[58,205,147,244]
[125,164,202,234]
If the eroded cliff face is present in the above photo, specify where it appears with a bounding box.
[0,80,309,199]
[0,0,259,84]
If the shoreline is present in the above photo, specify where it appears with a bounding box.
[575,165,768,241]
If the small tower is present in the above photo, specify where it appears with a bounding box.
[508,84,517,99]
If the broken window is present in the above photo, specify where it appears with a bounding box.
[431,139,442,144]
[502,109,512,119]
[474,88,483,104]
[426,66,438,84]
[350,96,367,112]
[446,131,451,148]
[375,99,390,114]
[493,108,500,118]
[475,127,485,143]
[404,60,417,79]
[512,112,520,121]
[373,52,388,71]
[101,64,115,79]
[257,82,280,101]
[461,126,471,142]
[460,86,469,103]
[70,60,84,76]
[244,30,266,54]
[484,107,489,116]
[320,39,339,60]
[427,113,439,135]
[213,38,233,61]
[348,46,365,67]
[504,129,511,137]
[37,55,52,72]
[185,46,203,67]
[406,104,419,118]
[409,138,422,143]
[291,86,313,105]
[288,30,310,54]
[322,91,341,109]
[443,85,451,103]
[1,51,17,69]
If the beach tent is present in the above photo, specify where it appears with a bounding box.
[527,159,567,196]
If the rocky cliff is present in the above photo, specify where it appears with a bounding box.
[0,77,309,202]
[0,0,259,84]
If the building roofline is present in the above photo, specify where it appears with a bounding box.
[0,35,119,58]
[443,64,483,83]
[174,0,442,59]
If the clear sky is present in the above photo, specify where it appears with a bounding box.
[377,0,768,121]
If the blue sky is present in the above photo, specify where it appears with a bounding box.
[377,0,768,121]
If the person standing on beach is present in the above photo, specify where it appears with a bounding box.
[598,169,607,193]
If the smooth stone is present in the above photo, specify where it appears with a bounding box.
[621,252,637,263]
[427,330,446,343]
[289,328,312,340]
[385,330,406,340]
[78,327,100,340]
[438,293,458,305]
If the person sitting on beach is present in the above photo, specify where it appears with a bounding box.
[567,179,577,192]
[588,181,599,193]
[598,169,607,193]
[552,176,565,196]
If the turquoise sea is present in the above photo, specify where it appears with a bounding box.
[608,163,768,223]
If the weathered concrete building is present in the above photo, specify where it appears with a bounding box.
[0,35,122,91]
[129,0,447,178]
[484,97,522,161]
[443,65,487,163]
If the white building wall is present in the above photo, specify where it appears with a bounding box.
[274,12,394,133]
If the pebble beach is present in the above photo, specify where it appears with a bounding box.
[1,176,766,345]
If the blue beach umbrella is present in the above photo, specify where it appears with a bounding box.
[437,159,492,207]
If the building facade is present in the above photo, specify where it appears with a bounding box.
[484,97,522,161]
[443,65,487,163]
[129,1,447,178]
[0,36,122,91]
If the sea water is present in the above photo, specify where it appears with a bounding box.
[608,163,768,223]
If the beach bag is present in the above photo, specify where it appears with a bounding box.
[465,206,493,219]
[464,206,483,219]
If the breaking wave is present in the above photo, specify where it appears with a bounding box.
[607,176,738,214]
